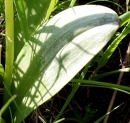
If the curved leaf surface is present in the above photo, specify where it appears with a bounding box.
[11,5,119,122]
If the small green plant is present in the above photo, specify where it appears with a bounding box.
[0,0,130,123]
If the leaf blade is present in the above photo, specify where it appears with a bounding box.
[12,5,119,122]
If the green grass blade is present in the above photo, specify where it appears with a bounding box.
[53,118,65,123]
[93,67,130,80]
[54,0,70,11]
[55,83,80,121]
[99,21,130,66]
[94,103,124,123]
[119,11,130,27]
[3,0,14,109]
[0,95,17,117]
[38,116,46,123]
[0,64,4,86]
[126,0,129,12]
[9,107,14,123]
[69,0,76,7]
[71,79,130,93]
[0,118,6,123]
[3,82,25,123]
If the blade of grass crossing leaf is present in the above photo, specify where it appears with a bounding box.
[71,79,130,93]
[126,0,129,12]
[44,0,59,21]
[0,95,17,117]
[53,118,65,123]
[80,62,91,79]
[119,11,130,27]
[71,84,130,95]
[3,83,25,123]
[9,107,14,123]
[53,0,70,11]
[38,116,46,123]
[93,67,130,80]
[69,0,76,7]
[94,103,124,123]
[55,83,80,121]
[99,21,130,66]
[0,96,16,123]
[0,118,6,123]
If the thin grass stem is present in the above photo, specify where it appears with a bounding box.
[2,0,14,120]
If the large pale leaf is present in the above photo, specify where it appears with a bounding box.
[11,5,119,122]
[14,0,58,59]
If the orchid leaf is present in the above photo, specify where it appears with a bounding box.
[11,5,119,122]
